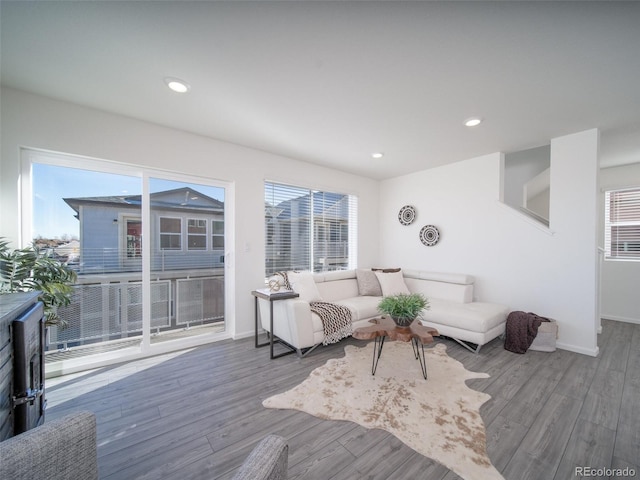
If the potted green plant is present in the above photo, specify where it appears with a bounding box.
[0,238,77,328]
[378,292,429,327]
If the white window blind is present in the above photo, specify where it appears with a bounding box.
[604,187,640,260]
[264,181,358,276]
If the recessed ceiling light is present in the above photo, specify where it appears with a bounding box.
[164,77,191,93]
[371,152,384,159]
[464,117,482,127]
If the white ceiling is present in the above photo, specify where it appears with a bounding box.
[2,1,640,180]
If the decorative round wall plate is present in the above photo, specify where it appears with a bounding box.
[419,225,440,246]
[398,205,416,225]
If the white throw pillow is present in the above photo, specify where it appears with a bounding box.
[287,271,323,302]
[374,270,410,296]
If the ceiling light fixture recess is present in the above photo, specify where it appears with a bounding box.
[464,117,482,127]
[371,152,384,159]
[164,77,191,93]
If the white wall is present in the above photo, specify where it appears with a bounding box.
[379,129,600,356]
[0,87,380,340]
[599,162,640,324]
[0,87,605,357]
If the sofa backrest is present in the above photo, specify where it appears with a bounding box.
[314,270,359,302]
[267,269,475,303]
[314,269,475,303]
[402,270,474,303]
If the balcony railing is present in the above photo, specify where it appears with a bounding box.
[47,271,225,351]
[59,247,225,275]
[265,241,348,274]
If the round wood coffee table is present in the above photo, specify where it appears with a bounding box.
[352,316,439,379]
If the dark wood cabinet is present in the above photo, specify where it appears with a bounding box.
[0,292,46,441]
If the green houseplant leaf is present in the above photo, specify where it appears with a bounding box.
[377,293,429,327]
[0,238,77,327]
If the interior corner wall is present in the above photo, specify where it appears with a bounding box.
[503,144,550,208]
[379,129,600,356]
[0,87,380,339]
[599,162,640,324]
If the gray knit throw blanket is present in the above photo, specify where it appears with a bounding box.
[276,271,353,345]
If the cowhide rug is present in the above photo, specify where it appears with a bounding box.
[263,341,504,480]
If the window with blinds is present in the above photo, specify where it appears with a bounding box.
[604,187,640,260]
[264,181,358,276]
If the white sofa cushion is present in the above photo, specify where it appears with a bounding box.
[335,296,382,321]
[420,299,508,333]
[317,278,360,302]
[288,271,323,302]
[374,270,410,296]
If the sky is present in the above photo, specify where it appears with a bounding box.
[32,163,225,239]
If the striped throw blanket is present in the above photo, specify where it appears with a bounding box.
[276,271,353,345]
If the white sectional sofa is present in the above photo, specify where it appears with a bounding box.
[258,268,509,355]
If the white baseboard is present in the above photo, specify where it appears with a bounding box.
[556,342,599,357]
[233,330,256,340]
[601,315,640,325]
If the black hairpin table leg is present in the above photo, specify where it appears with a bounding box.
[412,337,428,380]
[371,335,386,375]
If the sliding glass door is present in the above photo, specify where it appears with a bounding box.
[25,150,229,368]
[148,177,225,336]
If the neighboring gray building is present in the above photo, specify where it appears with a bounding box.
[265,190,352,275]
[64,187,224,274]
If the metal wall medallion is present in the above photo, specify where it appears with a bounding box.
[398,205,416,225]
[419,225,440,246]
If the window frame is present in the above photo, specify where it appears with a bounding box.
[604,186,640,261]
[187,217,208,251]
[264,180,358,276]
[159,216,183,251]
[211,219,224,249]
[125,217,143,259]
[21,148,234,363]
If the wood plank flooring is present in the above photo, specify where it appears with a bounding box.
[45,319,640,480]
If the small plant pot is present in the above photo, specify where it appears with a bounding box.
[391,316,414,328]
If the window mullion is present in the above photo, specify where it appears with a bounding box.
[141,173,152,350]
[309,190,315,272]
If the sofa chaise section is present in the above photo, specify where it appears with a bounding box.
[402,270,509,352]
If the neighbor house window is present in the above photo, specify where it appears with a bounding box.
[187,218,207,250]
[604,187,640,260]
[160,217,182,250]
[264,181,358,276]
[126,219,142,258]
[212,220,224,248]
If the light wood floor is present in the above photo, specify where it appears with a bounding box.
[45,319,640,480]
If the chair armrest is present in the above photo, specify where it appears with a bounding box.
[0,410,98,480]
[232,434,288,480]
[258,298,315,349]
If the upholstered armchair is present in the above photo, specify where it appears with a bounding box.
[0,411,98,480]
[232,434,289,480]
